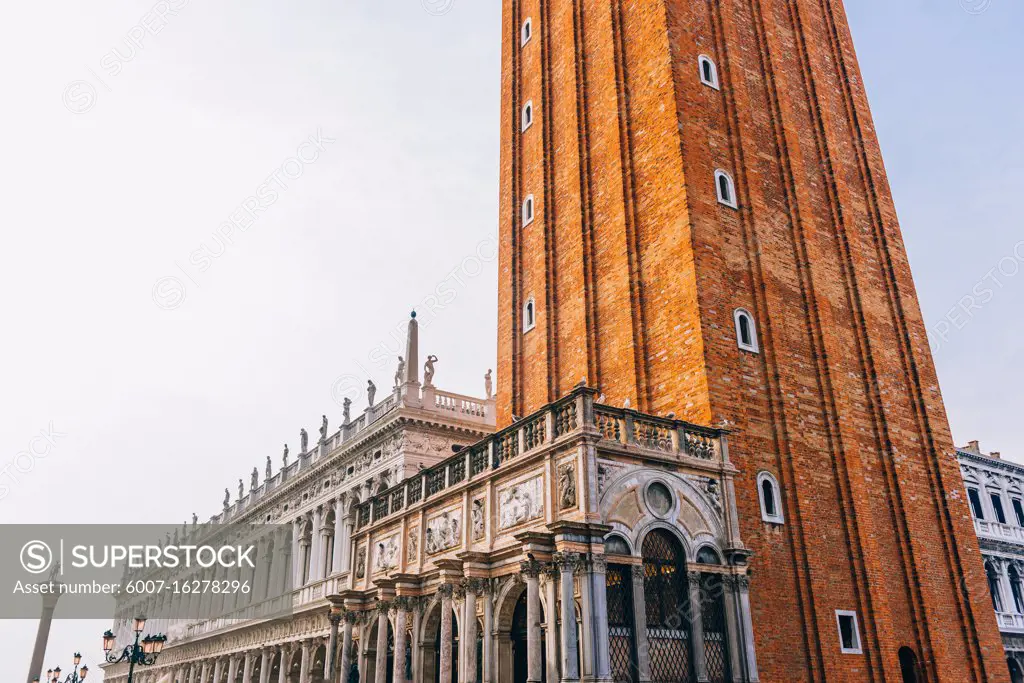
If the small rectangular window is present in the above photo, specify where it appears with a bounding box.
[835,611,862,654]
[991,493,1007,524]
[1013,499,1024,527]
[968,488,984,519]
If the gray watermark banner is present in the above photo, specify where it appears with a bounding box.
[3,524,294,619]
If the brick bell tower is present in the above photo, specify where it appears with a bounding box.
[496,0,1005,681]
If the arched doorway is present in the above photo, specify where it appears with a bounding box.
[1009,657,1024,683]
[311,643,328,683]
[898,647,919,683]
[642,529,694,683]
[366,619,396,683]
[511,590,545,683]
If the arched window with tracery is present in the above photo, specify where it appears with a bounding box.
[642,529,695,683]
[987,561,1004,612]
[1010,565,1024,613]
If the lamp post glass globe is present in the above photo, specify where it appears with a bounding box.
[133,616,147,634]
[102,630,116,652]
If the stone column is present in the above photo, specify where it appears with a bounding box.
[589,557,612,683]
[278,646,289,683]
[300,640,312,683]
[440,584,455,683]
[228,655,240,683]
[376,602,391,683]
[411,599,424,683]
[340,613,356,683]
[260,649,273,683]
[213,658,224,683]
[686,572,709,683]
[293,518,304,587]
[243,652,255,682]
[482,582,494,683]
[201,660,211,683]
[311,507,325,581]
[733,575,759,682]
[556,554,580,683]
[543,565,560,683]
[522,560,543,683]
[395,599,410,683]
[332,497,346,575]
[629,565,650,683]
[464,581,479,683]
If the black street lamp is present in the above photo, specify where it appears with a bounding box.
[40,653,89,683]
[101,617,166,683]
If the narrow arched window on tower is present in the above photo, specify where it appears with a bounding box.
[715,169,738,209]
[522,101,534,131]
[698,55,720,89]
[521,18,533,46]
[522,194,535,226]
[734,308,759,353]
[757,471,784,524]
[523,296,537,333]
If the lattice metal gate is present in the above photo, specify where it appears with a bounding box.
[607,564,638,683]
[700,573,731,683]
[643,530,696,683]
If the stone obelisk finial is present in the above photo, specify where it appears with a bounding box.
[401,311,422,407]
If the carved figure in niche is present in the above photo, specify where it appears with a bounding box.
[424,355,438,386]
[394,356,405,387]
[485,369,493,399]
[407,529,419,562]
[355,547,367,579]
[472,499,485,540]
[300,429,309,453]
[367,380,377,407]
[558,463,577,509]
[705,478,722,511]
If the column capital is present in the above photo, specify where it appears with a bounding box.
[375,599,392,614]
[438,582,455,598]
[520,558,544,578]
[393,595,412,611]
[687,571,702,588]
[630,564,645,580]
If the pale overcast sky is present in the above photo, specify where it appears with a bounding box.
[0,0,1021,678]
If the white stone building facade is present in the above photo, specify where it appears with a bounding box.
[956,441,1024,682]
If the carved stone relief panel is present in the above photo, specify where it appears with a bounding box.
[499,474,545,530]
[374,532,401,573]
[426,506,463,555]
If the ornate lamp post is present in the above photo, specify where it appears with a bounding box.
[101,617,166,683]
[42,654,89,683]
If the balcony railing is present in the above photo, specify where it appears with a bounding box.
[354,387,727,530]
[975,518,1024,545]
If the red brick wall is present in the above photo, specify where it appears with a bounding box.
[497,0,1006,680]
